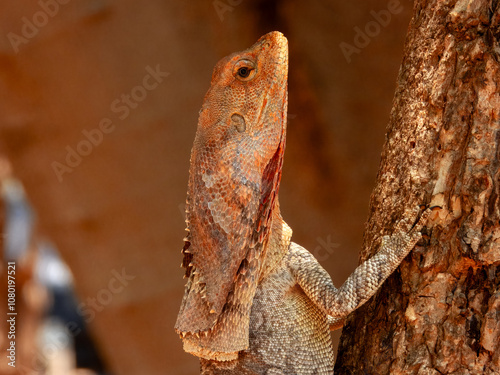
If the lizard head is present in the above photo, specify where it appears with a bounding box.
[198,30,288,148]
[175,31,289,360]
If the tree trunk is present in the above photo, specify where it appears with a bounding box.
[335,0,500,374]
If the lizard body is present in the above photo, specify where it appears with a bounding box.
[175,31,429,374]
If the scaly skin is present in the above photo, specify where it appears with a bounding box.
[175,31,429,374]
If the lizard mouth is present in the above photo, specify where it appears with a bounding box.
[258,31,289,102]
[258,31,288,72]
[253,31,288,133]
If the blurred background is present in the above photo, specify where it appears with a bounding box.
[0,1,413,374]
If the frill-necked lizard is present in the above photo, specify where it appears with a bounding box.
[175,31,429,375]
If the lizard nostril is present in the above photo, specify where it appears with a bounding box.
[231,113,246,133]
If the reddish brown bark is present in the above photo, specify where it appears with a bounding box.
[336,0,500,374]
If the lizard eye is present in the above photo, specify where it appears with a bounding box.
[237,67,250,78]
[234,59,256,81]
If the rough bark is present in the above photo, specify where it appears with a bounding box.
[335,0,500,374]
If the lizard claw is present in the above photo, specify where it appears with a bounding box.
[409,207,432,235]
[394,206,421,233]
[395,206,431,236]
[388,206,430,257]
